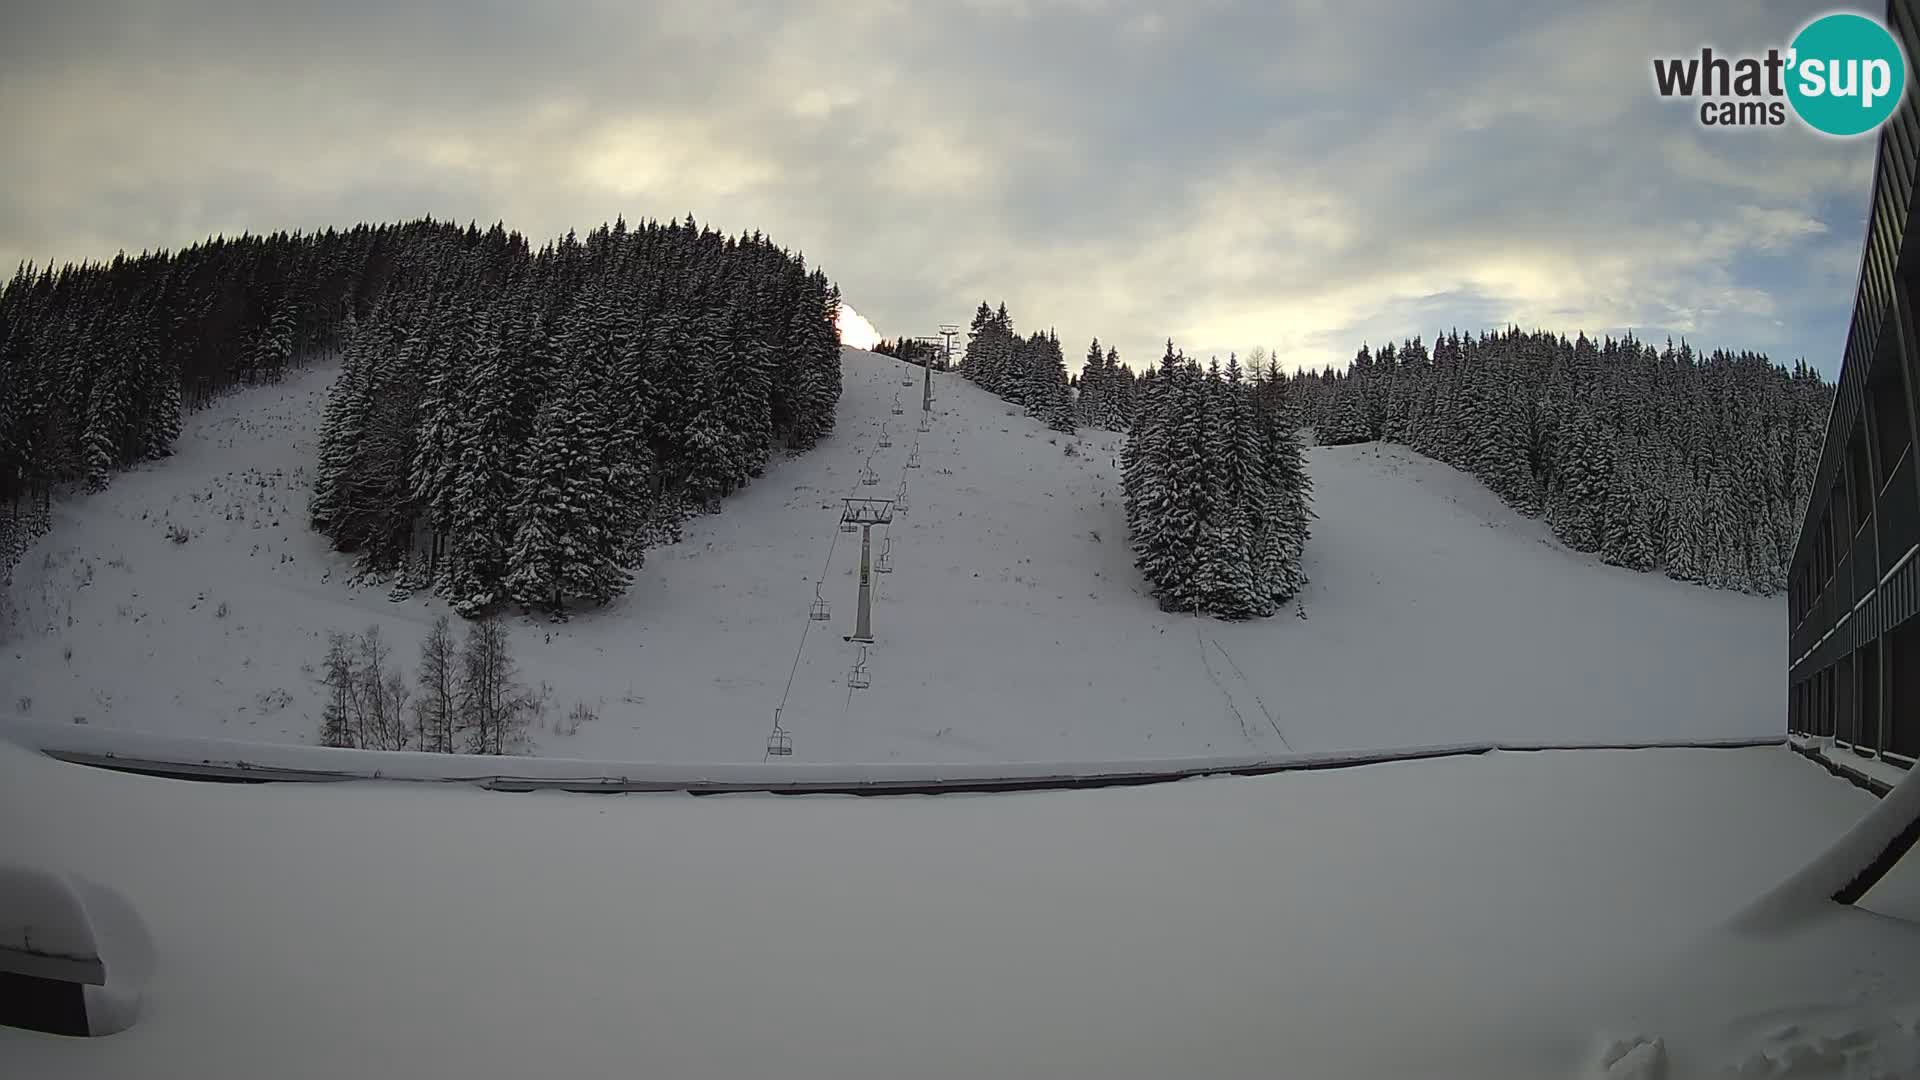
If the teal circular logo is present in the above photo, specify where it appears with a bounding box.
[1787,13,1907,136]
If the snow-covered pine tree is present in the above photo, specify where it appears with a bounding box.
[1318,371,1371,445]
[1031,330,1075,432]
[1076,338,1106,427]
[1124,342,1182,596]
[1384,336,1422,444]
[1200,355,1266,618]
[960,302,993,383]
[80,330,132,490]
[503,353,629,617]
[1369,341,1396,441]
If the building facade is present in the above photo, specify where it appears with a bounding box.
[1786,0,1920,766]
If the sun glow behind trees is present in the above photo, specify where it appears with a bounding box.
[837,302,879,349]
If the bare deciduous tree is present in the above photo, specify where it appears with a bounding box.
[414,614,458,753]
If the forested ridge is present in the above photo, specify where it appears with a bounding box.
[1289,329,1832,594]
[0,215,844,617]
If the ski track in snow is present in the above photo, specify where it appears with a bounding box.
[0,348,1782,764]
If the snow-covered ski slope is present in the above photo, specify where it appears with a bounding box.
[0,348,1781,763]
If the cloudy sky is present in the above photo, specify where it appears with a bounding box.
[0,0,1885,376]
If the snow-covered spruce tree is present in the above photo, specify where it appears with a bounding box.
[1103,346,1133,430]
[1076,338,1107,428]
[1196,356,1265,618]
[1317,371,1371,446]
[440,301,531,615]
[960,302,994,384]
[1123,344,1312,619]
[1368,341,1396,441]
[1031,330,1075,432]
[1257,399,1313,605]
[503,354,629,617]
[79,338,132,490]
[1123,342,1182,593]
[1384,337,1422,444]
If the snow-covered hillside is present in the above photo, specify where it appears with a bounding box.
[0,348,1782,763]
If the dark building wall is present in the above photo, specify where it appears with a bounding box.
[1787,0,1920,767]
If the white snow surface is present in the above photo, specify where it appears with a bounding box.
[0,861,98,965]
[0,348,1782,764]
[4,740,1919,1078]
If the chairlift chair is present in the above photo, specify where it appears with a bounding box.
[894,483,910,514]
[879,423,893,448]
[767,710,793,757]
[861,455,880,486]
[809,584,831,621]
[847,648,872,690]
[917,414,930,432]
[907,446,921,468]
[876,536,893,574]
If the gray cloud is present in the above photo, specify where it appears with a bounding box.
[0,0,1881,375]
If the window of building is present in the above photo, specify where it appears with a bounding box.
[1891,617,1920,760]
[1859,643,1883,753]
[1870,350,1914,492]
[1849,428,1873,532]
[1838,652,1858,744]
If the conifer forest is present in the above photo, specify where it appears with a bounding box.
[0,216,845,617]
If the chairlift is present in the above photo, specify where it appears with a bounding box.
[840,520,858,533]
[847,647,872,690]
[767,709,793,756]
[861,455,880,486]
[917,414,930,433]
[894,483,910,514]
[906,446,921,468]
[876,536,893,574]
[809,583,831,621]
[879,422,893,448]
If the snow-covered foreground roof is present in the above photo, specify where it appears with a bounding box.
[4,741,1917,1078]
[1,350,1784,765]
